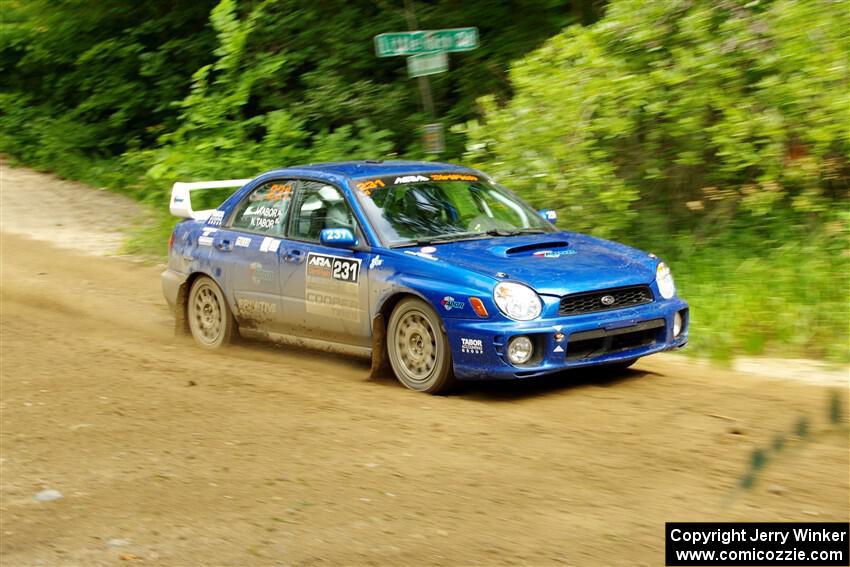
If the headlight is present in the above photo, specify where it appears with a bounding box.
[656,262,676,299]
[507,336,534,364]
[493,282,542,321]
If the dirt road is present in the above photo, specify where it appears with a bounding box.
[1,162,848,566]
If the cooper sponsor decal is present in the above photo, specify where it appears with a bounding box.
[306,253,362,322]
[460,338,483,354]
[207,210,225,226]
[235,236,252,248]
[440,296,464,311]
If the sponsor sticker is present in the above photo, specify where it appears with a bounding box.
[394,175,429,184]
[249,262,276,285]
[355,179,385,197]
[236,298,277,321]
[259,237,281,253]
[440,296,465,311]
[461,338,483,355]
[207,210,225,226]
[404,250,438,261]
[235,236,252,248]
[369,255,383,269]
[420,246,437,254]
[532,249,577,258]
[306,252,362,323]
[198,236,214,247]
[267,183,292,201]
[429,173,478,182]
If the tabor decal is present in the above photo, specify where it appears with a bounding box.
[461,338,483,355]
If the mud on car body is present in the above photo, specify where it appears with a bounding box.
[162,160,689,394]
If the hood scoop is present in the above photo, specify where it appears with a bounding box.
[504,241,569,256]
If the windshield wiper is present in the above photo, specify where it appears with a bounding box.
[481,228,547,237]
[392,232,490,248]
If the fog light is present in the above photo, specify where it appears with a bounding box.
[673,312,683,337]
[507,336,534,365]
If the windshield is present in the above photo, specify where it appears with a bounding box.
[351,173,555,247]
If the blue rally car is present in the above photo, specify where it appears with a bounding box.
[162,161,688,394]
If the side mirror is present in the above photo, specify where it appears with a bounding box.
[538,209,558,224]
[320,227,357,249]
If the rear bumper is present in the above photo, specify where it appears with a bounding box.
[161,268,189,312]
[446,297,689,380]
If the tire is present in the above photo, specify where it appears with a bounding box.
[386,297,456,394]
[187,276,236,349]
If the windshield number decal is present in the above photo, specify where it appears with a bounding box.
[356,179,385,196]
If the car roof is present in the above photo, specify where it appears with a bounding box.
[261,160,478,180]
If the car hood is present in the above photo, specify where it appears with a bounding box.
[419,232,656,296]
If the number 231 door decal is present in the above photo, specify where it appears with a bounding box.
[305,252,362,322]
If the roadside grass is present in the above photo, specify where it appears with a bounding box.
[674,245,849,364]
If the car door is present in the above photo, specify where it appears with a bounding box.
[278,179,371,347]
[209,179,295,333]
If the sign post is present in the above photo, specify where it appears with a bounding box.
[374,28,480,57]
[406,52,449,78]
[374,24,479,154]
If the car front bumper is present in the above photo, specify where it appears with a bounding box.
[445,297,689,380]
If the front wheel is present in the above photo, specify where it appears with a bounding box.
[187,276,236,349]
[387,298,456,394]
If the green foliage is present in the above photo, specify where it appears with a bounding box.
[465,0,850,361]
[465,0,849,233]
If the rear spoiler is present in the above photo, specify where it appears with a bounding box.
[170,179,252,220]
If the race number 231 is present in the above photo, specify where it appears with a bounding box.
[332,258,359,283]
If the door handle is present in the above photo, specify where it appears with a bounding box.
[215,239,233,252]
[284,249,304,263]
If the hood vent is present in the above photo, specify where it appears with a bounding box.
[505,241,569,255]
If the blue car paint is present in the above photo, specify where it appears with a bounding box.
[163,160,688,380]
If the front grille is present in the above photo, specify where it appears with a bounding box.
[559,285,653,316]
[565,319,664,361]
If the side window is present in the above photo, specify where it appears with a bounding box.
[289,181,358,242]
[229,180,294,235]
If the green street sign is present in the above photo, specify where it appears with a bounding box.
[407,51,448,78]
[374,27,479,57]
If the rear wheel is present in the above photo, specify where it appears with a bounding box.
[187,276,235,349]
[387,298,456,394]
